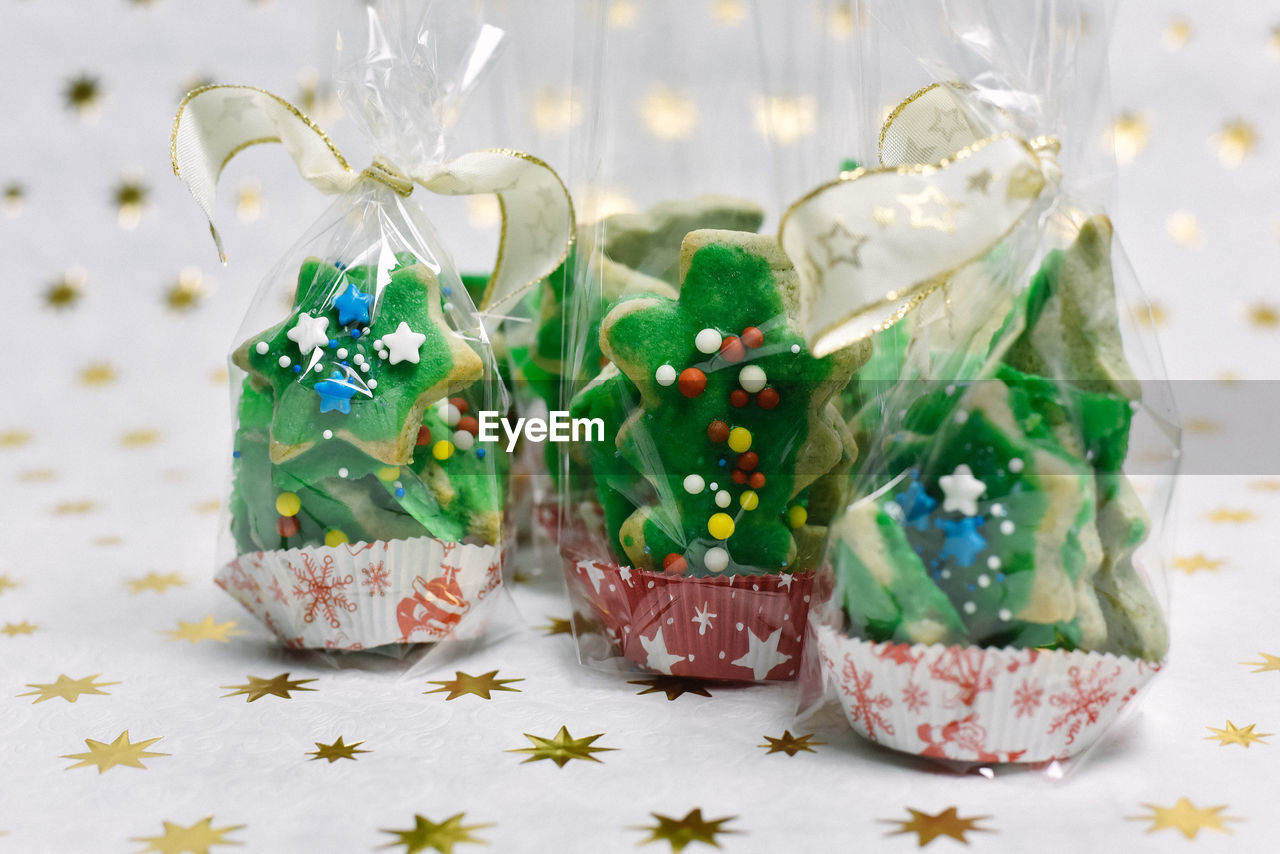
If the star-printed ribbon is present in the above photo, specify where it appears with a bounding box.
[170,85,574,316]
[779,84,1062,357]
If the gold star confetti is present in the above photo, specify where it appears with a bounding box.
[113,178,149,229]
[1241,652,1280,673]
[1,429,32,448]
[1128,798,1240,839]
[633,809,739,852]
[1110,111,1150,164]
[45,267,87,309]
[1164,211,1202,247]
[425,670,523,701]
[94,535,123,547]
[17,468,56,482]
[132,816,245,854]
[828,1,862,38]
[0,574,18,596]
[1214,120,1258,168]
[640,86,699,141]
[532,88,583,133]
[1162,17,1193,50]
[1205,508,1256,523]
[194,499,221,514]
[121,428,163,448]
[1251,478,1280,491]
[62,730,168,774]
[51,499,96,515]
[165,267,210,311]
[881,806,992,847]
[20,674,119,704]
[1269,25,1280,61]
[1,621,38,638]
[64,73,103,118]
[381,814,491,854]
[3,182,22,216]
[540,616,573,636]
[753,95,816,144]
[210,366,229,385]
[236,177,263,223]
[1173,554,1222,574]
[78,362,118,387]
[576,185,636,223]
[607,0,637,27]
[629,676,714,701]
[1206,721,1271,748]
[466,195,500,229]
[1184,417,1220,434]
[759,731,824,756]
[509,726,614,767]
[308,736,370,763]
[128,571,187,594]
[222,673,317,702]
[712,0,745,26]
[1132,300,1166,327]
[296,67,340,124]
[166,616,243,644]
[1247,303,1279,328]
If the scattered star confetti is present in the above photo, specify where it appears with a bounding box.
[1111,111,1150,164]
[640,85,699,140]
[132,816,245,854]
[753,95,816,144]
[17,468,57,482]
[64,73,103,118]
[1165,211,1202,247]
[165,616,243,643]
[62,730,168,774]
[881,806,993,847]
[1205,721,1271,748]
[1128,798,1241,839]
[532,88,582,133]
[1,621,38,638]
[3,182,22,216]
[380,813,492,854]
[540,616,573,636]
[1204,508,1256,523]
[509,726,615,767]
[1214,120,1258,167]
[759,731,824,756]
[44,267,87,309]
[308,736,370,763]
[1162,17,1192,50]
[1173,554,1222,574]
[0,430,33,448]
[128,571,187,594]
[1183,417,1220,434]
[193,499,221,514]
[94,535,123,547]
[712,0,746,26]
[629,676,714,701]
[633,808,739,852]
[20,674,119,704]
[1251,478,1280,491]
[221,673,317,702]
[77,362,118,386]
[607,0,637,28]
[1132,300,1166,326]
[120,428,162,448]
[113,178,149,229]
[236,177,263,223]
[0,574,18,595]
[51,500,96,515]
[165,267,209,311]
[425,670,523,701]
[1241,652,1280,673]
[1247,303,1279,328]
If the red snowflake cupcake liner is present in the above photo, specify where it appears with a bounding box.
[216,536,504,650]
[813,623,1162,763]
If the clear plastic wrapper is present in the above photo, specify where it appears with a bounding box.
[172,0,572,657]
[796,0,1180,769]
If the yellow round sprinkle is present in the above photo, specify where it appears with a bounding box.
[275,492,301,517]
[787,505,808,529]
[708,512,735,540]
[377,466,401,482]
[727,427,752,453]
[433,440,455,461]
[324,529,349,547]
[739,490,759,511]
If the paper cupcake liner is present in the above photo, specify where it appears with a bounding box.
[814,623,1162,764]
[564,552,814,682]
[216,536,503,650]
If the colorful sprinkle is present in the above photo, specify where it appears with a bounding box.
[704,547,730,573]
[715,490,731,508]
[662,553,687,575]
[708,420,728,442]
[787,505,807,528]
[276,515,300,537]
[655,364,677,386]
[449,397,470,415]
[324,529,349,547]
[739,365,767,393]
[729,390,749,407]
[727,427,752,453]
[737,452,758,471]
[683,474,706,494]
[433,440,455,461]
[719,336,745,363]
[441,402,462,427]
[278,355,291,368]
[741,326,764,348]
[416,425,433,446]
[678,367,707,398]
[756,388,779,410]
[731,469,748,484]
[457,415,479,435]
[255,341,269,355]
[739,490,759,511]
[338,467,349,478]
[748,472,766,489]
[377,466,400,482]
[708,513,735,540]
[453,429,475,451]
[695,328,722,354]
[275,492,301,516]
[790,344,800,353]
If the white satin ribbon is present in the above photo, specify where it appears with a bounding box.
[170,85,574,316]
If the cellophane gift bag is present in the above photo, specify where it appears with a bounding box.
[795,0,1180,767]
[171,0,572,655]
[557,0,877,681]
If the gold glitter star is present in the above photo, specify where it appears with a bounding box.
[1128,798,1240,839]
[1204,508,1256,523]
[308,736,370,763]
[62,730,168,774]
[1241,652,1280,673]
[380,813,492,854]
[827,2,862,38]
[64,73,103,117]
[17,468,56,482]
[1173,554,1222,574]
[712,0,745,26]
[576,185,636,223]
[629,676,714,701]
[1184,417,1220,434]
[1247,303,1279,328]
[128,571,187,594]
[532,88,583,133]
[425,670,523,701]
[1165,211,1202,247]
[1163,18,1193,50]
[236,178,263,223]
[1133,300,1166,326]
[540,616,573,636]
[1251,478,1280,491]
[509,726,614,767]
[113,178,149,229]
[94,535,123,547]
[20,674,119,704]
[0,429,32,448]
[121,428,162,447]
[51,500,96,515]
[3,182,22,216]
[0,574,18,596]
[194,499,221,514]
[753,95,816,144]
[1215,120,1258,167]
[640,86,699,141]
[1,621,37,637]
[78,362,118,386]
[607,0,637,28]
[222,673,317,702]
[1206,721,1271,748]
[45,267,87,309]
[165,267,209,311]
[165,616,242,644]
[1269,25,1280,61]
[132,816,245,854]
[759,730,824,756]
[881,806,993,847]
[1111,112,1150,164]
[633,809,739,852]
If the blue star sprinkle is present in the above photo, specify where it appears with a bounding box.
[898,481,937,531]
[333,284,374,326]
[314,371,359,414]
[938,516,986,567]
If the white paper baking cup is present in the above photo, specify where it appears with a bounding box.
[216,536,503,650]
[814,623,1162,763]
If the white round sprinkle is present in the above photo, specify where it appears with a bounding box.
[655,364,677,387]
[790,344,800,354]
[709,482,718,491]
[998,608,1012,621]
[453,429,475,451]
[442,403,462,427]
[255,341,269,355]
[277,355,291,368]
[1008,457,1024,473]
[322,429,333,440]
[954,410,969,424]
[683,474,705,494]
[444,302,454,313]
[360,362,370,373]
[1000,520,1015,535]
[705,547,730,573]
[336,348,348,359]
[353,353,364,364]
[378,350,389,361]
[991,503,1006,517]
[373,339,383,349]
[940,569,951,580]
[368,379,378,389]
[338,467,349,478]
[987,556,1002,570]
[739,365,767,393]
[715,490,731,508]
[695,328,722,354]
[977,574,990,588]
[963,601,977,614]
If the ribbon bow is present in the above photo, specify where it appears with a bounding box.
[779,83,1062,357]
[171,85,574,316]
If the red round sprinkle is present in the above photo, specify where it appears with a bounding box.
[678,367,707,398]
[720,336,745,363]
[662,554,687,575]
[707,420,730,443]
[449,397,469,415]
[729,389,749,407]
[457,415,479,435]
[756,387,780,410]
[416,425,433,446]
[277,515,301,538]
[737,451,759,471]
[741,326,764,348]
[748,472,766,489]
[731,468,748,485]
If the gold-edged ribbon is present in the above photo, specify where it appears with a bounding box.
[779,83,1061,357]
[170,84,574,316]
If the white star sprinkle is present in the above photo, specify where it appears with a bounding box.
[381,321,426,365]
[286,313,329,355]
[939,464,987,516]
